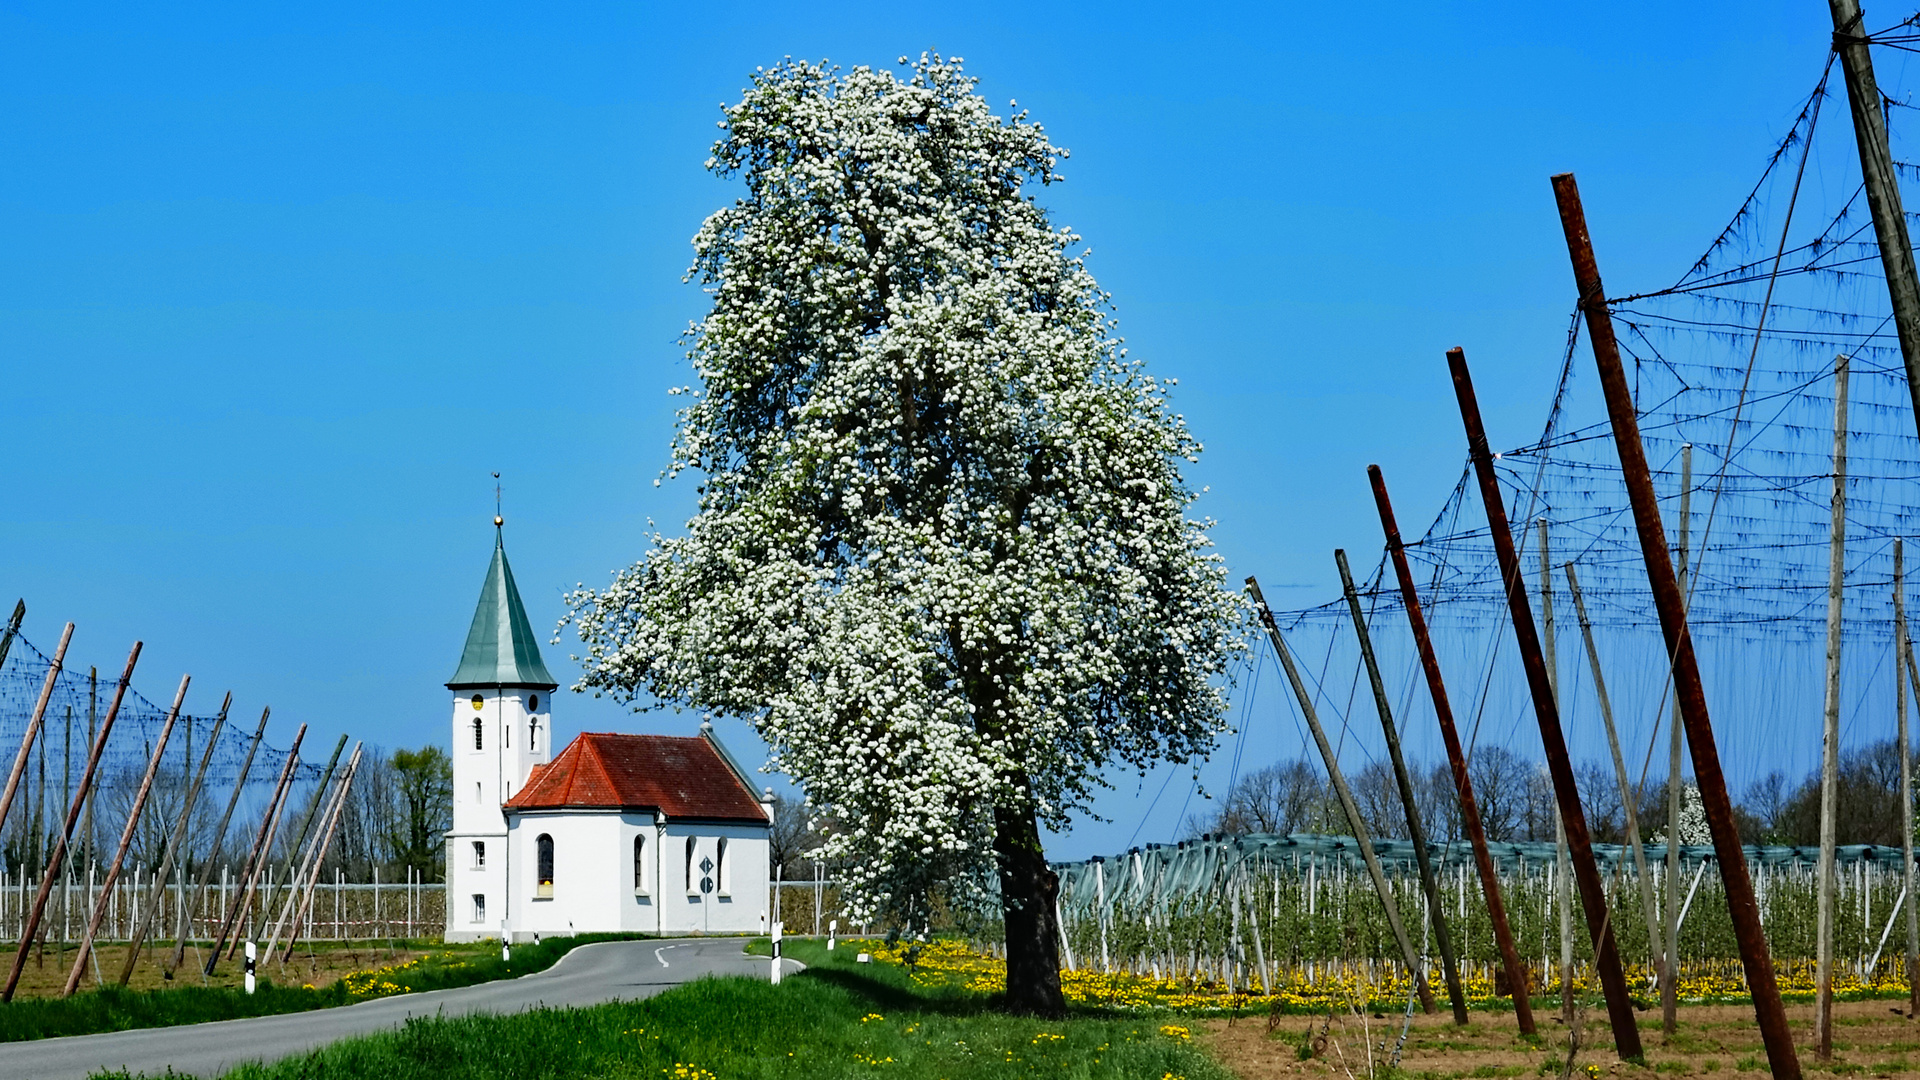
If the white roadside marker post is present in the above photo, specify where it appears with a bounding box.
[828,918,836,951]
[243,941,256,994]
[771,920,782,985]
[501,918,510,963]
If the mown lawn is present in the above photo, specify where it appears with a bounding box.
[129,938,1232,1080]
[2,933,643,1043]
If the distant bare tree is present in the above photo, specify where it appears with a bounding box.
[1351,760,1402,840]
[1186,759,1334,838]
[1741,769,1792,843]
[769,793,823,881]
[1578,759,1626,844]
[1467,744,1532,843]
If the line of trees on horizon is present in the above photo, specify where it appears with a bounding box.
[1185,738,1920,850]
[0,743,454,885]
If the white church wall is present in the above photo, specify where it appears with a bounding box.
[659,821,770,935]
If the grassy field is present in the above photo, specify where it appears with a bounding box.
[0,933,642,1043]
[126,938,1232,1080]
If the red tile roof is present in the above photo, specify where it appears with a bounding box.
[503,732,769,823]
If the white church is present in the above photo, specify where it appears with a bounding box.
[443,524,774,942]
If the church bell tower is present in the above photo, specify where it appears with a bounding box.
[444,518,557,942]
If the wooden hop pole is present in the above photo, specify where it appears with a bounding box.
[1550,170,1798,1079]
[0,601,25,671]
[1662,443,1693,1037]
[1827,0,1920,433]
[257,733,346,947]
[1817,354,1850,1059]
[64,673,187,997]
[1446,346,1642,1061]
[273,743,363,965]
[169,706,268,978]
[1247,575,1435,1014]
[1334,548,1468,1024]
[1369,464,1536,1033]
[206,723,305,975]
[1897,539,1918,1016]
[0,623,73,846]
[2,641,140,1001]
[1565,563,1662,980]
[118,698,228,985]
[1538,521,1577,1029]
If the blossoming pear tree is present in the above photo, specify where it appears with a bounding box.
[566,54,1244,1016]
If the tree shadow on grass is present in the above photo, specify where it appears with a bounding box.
[797,965,1005,1018]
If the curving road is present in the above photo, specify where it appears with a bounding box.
[0,938,796,1080]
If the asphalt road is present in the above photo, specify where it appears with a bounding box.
[0,937,796,1080]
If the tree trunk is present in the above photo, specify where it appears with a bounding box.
[993,800,1065,1017]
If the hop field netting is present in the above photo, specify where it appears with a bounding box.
[1048,33,1920,995]
[1218,44,1920,840]
[0,628,325,870]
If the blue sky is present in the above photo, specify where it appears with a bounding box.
[0,2,1855,858]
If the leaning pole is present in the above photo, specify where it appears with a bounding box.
[1549,171,1799,1079]
[1247,576,1435,1014]
[1333,548,1468,1024]
[1447,346,1642,1061]
[1368,464,1537,1034]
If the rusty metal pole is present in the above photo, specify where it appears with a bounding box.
[1447,346,1642,1061]
[1335,548,1469,1024]
[206,724,305,974]
[0,623,73,844]
[63,673,187,996]
[1,641,140,1002]
[169,706,268,977]
[1369,464,1537,1033]
[1247,575,1436,1014]
[118,698,227,985]
[1551,170,1799,1079]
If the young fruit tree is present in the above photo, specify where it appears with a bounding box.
[566,54,1245,1016]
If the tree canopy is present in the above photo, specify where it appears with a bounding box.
[566,54,1244,1014]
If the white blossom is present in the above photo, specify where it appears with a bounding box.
[565,54,1247,924]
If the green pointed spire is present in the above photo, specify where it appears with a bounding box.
[447,528,558,690]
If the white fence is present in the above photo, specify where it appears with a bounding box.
[0,865,446,943]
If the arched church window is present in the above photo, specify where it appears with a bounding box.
[471,893,485,924]
[472,840,485,869]
[685,836,698,896]
[536,834,554,898]
[475,782,482,805]
[717,837,730,895]
[473,717,483,750]
[634,835,647,893]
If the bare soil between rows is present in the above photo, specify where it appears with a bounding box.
[1204,997,1920,1077]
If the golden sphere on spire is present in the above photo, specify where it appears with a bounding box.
[494,515,504,527]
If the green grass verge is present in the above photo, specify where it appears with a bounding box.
[0,934,646,1044]
[115,938,1233,1080]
